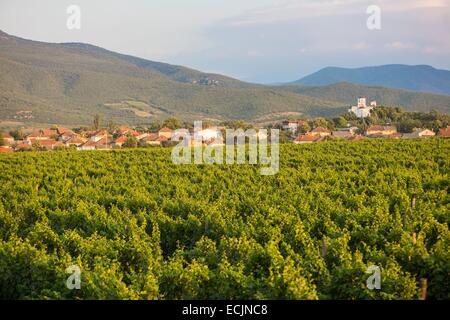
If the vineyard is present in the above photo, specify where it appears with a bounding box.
[0,139,448,299]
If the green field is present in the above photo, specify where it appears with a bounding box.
[0,140,448,299]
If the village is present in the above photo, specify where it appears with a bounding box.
[0,98,449,153]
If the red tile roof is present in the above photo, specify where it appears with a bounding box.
[156,135,169,142]
[65,136,86,145]
[311,127,330,133]
[367,125,396,132]
[1,132,13,139]
[295,134,321,142]
[114,136,128,144]
[57,127,71,134]
[144,133,159,141]
[439,126,450,137]
[0,147,13,153]
[79,141,96,148]
[40,129,57,137]
[15,143,31,150]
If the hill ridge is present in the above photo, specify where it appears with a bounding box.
[0,30,449,128]
[292,64,450,96]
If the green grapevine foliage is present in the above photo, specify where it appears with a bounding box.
[0,139,448,299]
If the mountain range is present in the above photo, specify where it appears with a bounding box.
[291,65,450,96]
[0,30,449,128]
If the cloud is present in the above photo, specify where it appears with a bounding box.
[384,42,416,50]
[226,0,450,26]
[352,42,371,51]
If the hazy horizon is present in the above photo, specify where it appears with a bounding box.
[1,0,449,83]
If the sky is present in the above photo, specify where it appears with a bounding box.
[0,0,449,83]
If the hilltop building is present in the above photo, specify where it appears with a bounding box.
[348,97,377,118]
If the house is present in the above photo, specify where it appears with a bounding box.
[204,137,224,146]
[366,125,397,136]
[347,135,365,141]
[117,126,133,135]
[14,142,32,151]
[172,128,190,140]
[0,146,13,153]
[403,129,436,139]
[438,126,450,137]
[310,127,331,137]
[90,130,109,142]
[82,130,98,138]
[136,132,148,140]
[113,135,128,148]
[282,120,308,134]
[386,133,403,139]
[95,136,113,149]
[331,131,354,139]
[194,127,221,141]
[158,127,173,139]
[56,127,73,135]
[348,97,376,118]
[294,134,323,144]
[25,130,51,141]
[1,132,15,146]
[336,127,359,135]
[40,129,58,138]
[118,128,141,138]
[78,140,98,151]
[143,133,168,146]
[29,139,64,150]
[58,129,77,142]
[64,135,87,147]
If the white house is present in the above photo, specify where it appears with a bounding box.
[194,127,222,141]
[282,120,308,134]
[348,97,376,118]
[403,129,436,139]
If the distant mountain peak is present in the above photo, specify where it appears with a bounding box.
[291,64,450,96]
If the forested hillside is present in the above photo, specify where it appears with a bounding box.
[1,30,449,128]
[279,83,450,114]
[0,140,448,299]
[0,30,343,126]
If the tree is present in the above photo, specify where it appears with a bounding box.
[333,117,348,128]
[296,122,309,134]
[148,120,162,132]
[10,129,24,141]
[107,120,117,134]
[279,131,291,144]
[220,120,253,130]
[312,118,328,129]
[398,119,422,133]
[123,136,138,148]
[162,118,182,130]
[31,141,46,151]
[93,114,102,131]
